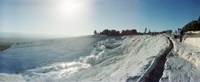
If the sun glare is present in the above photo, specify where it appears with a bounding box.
[51,0,92,36]
[57,0,87,17]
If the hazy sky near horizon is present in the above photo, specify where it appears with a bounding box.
[0,0,200,36]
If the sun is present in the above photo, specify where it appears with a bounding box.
[52,0,92,36]
[57,0,86,16]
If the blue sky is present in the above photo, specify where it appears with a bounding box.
[0,0,200,36]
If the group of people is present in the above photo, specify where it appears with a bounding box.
[174,28,184,42]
